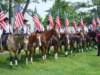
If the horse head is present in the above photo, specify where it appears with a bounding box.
[50,29,60,39]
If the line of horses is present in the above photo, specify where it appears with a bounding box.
[0,28,97,66]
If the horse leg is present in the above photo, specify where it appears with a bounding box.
[40,46,46,61]
[9,56,13,67]
[60,44,62,52]
[24,43,32,64]
[47,46,50,55]
[14,51,18,66]
[54,45,58,59]
[17,49,22,61]
[9,50,14,66]
[79,40,83,53]
[87,43,89,51]
[89,39,92,50]
[29,47,35,64]
[72,41,77,54]
[77,41,80,52]
[85,41,88,51]
[25,50,29,64]
[70,43,73,54]
[9,50,18,66]
[64,44,69,56]
[0,39,3,52]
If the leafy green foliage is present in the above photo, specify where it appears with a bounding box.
[43,0,79,27]
[92,0,100,5]
[15,0,26,3]
[0,0,9,12]
[92,0,100,16]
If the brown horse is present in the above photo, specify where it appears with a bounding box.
[26,32,38,63]
[27,29,59,62]
[6,34,18,66]
[5,34,29,66]
[66,31,85,53]
[0,34,19,66]
[59,32,70,56]
[40,29,60,60]
[0,34,22,66]
[87,31,96,47]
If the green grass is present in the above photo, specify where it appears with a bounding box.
[0,49,100,75]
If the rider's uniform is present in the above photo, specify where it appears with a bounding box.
[2,22,13,47]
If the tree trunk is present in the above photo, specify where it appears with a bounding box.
[97,5,100,15]
[22,0,30,15]
[9,0,12,24]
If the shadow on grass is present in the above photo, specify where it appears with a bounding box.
[0,50,88,70]
[0,57,15,70]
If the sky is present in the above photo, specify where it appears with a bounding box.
[27,0,92,18]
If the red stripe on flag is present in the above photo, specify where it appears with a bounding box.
[80,18,84,29]
[65,18,69,28]
[14,12,24,30]
[72,20,77,31]
[96,17,100,24]
[56,16,61,29]
[32,16,41,30]
[0,21,6,30]
[0,11,6,21]
[92,18,96,31]
[48,15,54,30]
[0,11,6,30]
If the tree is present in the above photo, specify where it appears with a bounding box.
[92,0,100,16]
[43,0,76,27]
[0,1,9,12]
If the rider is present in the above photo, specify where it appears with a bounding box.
[0,26,3,51]
[88,24,93,32]
[59,27,65,33]
[77,23,81,32]
[96,23,100,56]
[83,22,88,33]
[0,26,3,38]
[20,19,30,35]
[71,26,76,34]
[2,17,13,49]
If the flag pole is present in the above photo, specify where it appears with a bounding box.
[12,0,15,34]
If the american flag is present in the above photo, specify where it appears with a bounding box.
[14,4,24,30]
[0,21,6,30]
[32,16,43,31]
[48,11,54,30]
[92,18,96,31]
[0,11,6,30]
[64,12,69,28]
[96,17,100,24]
[72,20,77,31]
[56,9,61,30]
[0,11,6,21]
[80,17,84,29]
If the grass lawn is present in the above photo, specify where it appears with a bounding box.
[0,49,100,75]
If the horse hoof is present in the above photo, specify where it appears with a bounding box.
[41,60,45,63]
[65,51,68,56]
[26,58,28,65]
[65,54,68,57]
[54,53,58,59]
[15,60,18,66]
[30,61,33,64]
